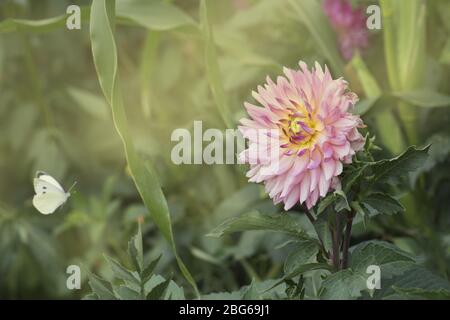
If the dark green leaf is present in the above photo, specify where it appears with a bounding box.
[316,194,335,216]
[374,266,450,299]
[361,193,404,216]
[87,273,116,300]
[319,269,367,300]
[104,255,139,284]
[146,277,171,300]
[114,285,140,300]
[342,164,369,193]
[267,263,331,293]
[284,240,320,274]
[127,237,140,273]
[370,145,430,183]
[241,280,260,300]
[392,287,450,300]
[141,254,162,284]
[350,241,415,278]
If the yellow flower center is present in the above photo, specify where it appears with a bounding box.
[278,106,323,155]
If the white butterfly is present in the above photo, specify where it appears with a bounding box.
[32,171,76,215]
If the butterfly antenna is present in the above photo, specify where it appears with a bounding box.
[68,181,78,194]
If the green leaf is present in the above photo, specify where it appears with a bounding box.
[202,291,243,300]
[370,145,430,184]
[316,190,350,215]
[333,190,350,212]
[89,0,198,296]
[267,263,331,293]
[360,193,404,216]
[134,224,144,271]
[319,269,367,300]
[394,90,450,108]
[0,1,193,34]
[392,287,450,300]
[316,194,335,216]
[146,277,171,300]
[87,273,116,300]
[350,201,368,228]
[342,163,369,193]
[284,240,320,274]
[127,237,140,273]
[0,7,90,33]
[312,210,332,253]
[141,254,162,284]
[114,286,140,300]
[82,293,99,300]
[104,255,139,284]
[207,211,310,240]
[242,280,260,300]
[320,241,417,299]
[200,0,233,128]
[288,0,344,74]
[116,0,195,31]
[375,266,450,300]
[350,241,416,277]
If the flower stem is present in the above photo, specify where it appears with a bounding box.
[330,214,342,271]
[304,209,316,223]
[301,206,330,259]
[341,211,355,269]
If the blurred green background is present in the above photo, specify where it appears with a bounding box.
[0,0,450,299]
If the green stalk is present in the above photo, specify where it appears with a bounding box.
[341,212,354,269]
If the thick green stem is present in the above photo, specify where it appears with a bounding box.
[330,214,341,271]
[341,212,355,269]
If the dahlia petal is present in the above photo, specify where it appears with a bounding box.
[307,148,322,169]
[333,117,356,129]
[306,189,319,209]
[319,172,331,197]
[333,142,351,158]
[334,161,343,176]
[284,186,300,210]
[322,159,336,180]
[309,168,320,192]
[299,172,311,203]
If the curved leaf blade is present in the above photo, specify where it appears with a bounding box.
[89,0,198,297]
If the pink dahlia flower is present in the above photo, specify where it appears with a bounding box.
[323,0,369,61]
[239,61,365,210]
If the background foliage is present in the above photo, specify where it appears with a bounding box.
[0,0,450,299]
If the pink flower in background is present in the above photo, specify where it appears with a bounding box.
[323,0,369,61]
[239,62,365,210]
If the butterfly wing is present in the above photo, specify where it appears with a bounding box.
[34,172,65,193]
[33,192,69,215]
[34,178,64,195]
